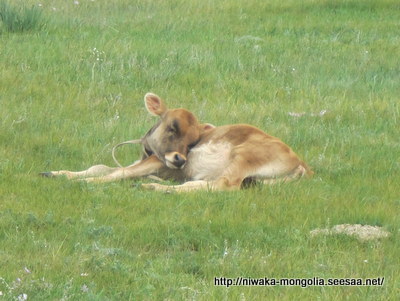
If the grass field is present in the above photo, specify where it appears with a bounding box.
[1,0,399,299]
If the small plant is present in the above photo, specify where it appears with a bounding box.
[0,1,44,33]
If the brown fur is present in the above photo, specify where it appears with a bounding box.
[41,93,313,192]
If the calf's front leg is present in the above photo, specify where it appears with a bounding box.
[83,155,164,183]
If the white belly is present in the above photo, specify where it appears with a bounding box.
[184,142,232,180]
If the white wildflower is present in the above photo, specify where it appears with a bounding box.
[288,112,306,117]
[17,294,28,301]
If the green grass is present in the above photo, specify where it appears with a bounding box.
[0,0,399,299]
[0,1,44,33]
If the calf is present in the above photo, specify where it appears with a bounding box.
[41,93,313,191]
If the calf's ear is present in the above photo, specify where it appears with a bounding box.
[199,123,215,133]
[144,93,167,116]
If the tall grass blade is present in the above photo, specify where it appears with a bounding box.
[0,1,44,33]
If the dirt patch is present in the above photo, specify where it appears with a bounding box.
[310,224,390,241]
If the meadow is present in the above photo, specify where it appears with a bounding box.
[0,0,399,299]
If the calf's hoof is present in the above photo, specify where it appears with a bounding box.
[39,172,54,178]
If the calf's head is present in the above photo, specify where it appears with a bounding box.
[142,93,203,169]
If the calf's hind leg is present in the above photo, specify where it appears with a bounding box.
[142,158,249,192]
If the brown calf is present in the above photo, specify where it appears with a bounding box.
[41,93,313,191]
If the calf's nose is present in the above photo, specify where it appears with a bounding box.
[173,153,186,168]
